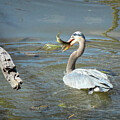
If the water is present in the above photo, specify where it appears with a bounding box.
[0,0,120,119]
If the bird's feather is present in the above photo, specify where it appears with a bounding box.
[63,69,113,92]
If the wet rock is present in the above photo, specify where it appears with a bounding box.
[43,44,61,51]
[30,105,49,112]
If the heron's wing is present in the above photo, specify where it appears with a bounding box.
[63,69,113,90]
[83,69,113,88]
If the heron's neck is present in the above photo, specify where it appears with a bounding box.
[66,38,85,74]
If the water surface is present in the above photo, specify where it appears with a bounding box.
[0,0,120,120]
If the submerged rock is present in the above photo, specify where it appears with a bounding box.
[30,105,49,112]
[43,44,61,51]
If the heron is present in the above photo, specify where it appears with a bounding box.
[63,31,113,94]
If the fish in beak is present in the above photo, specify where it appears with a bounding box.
[56,32,75,51]
[63,38,74,51]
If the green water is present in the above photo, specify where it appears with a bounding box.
[0,0,120,119]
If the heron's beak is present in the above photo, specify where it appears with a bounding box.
[63,38,74,51]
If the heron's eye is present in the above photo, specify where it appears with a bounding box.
[73,33,77,36]
[73,33,81,36]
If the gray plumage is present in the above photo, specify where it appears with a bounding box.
[63,31,113,94]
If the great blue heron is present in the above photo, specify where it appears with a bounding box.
[63,31,113,94]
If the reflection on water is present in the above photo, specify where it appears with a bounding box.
[0,0,120,120]
[101,0,120,41]
[0,36,120,119]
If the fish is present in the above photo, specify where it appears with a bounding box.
[56,32,71,46]
[56,32,73,51]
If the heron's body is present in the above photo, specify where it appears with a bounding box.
[62,31,113,94]
[63,68,113,94]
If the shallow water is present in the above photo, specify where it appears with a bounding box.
[0,0,120,120]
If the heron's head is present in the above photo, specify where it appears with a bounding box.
[63,31,85,51]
